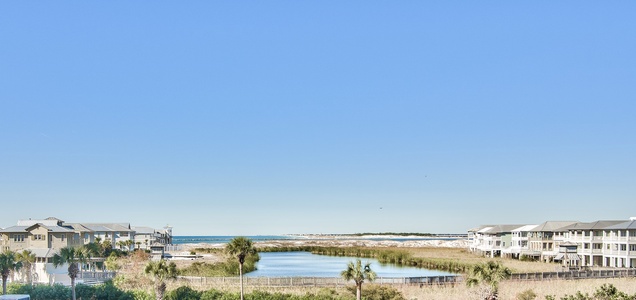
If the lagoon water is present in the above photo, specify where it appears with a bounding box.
[246,252,454,278]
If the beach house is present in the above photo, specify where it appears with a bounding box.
[0,217,173,285]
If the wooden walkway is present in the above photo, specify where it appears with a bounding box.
[178,269,636,288]
[178,275,462,288]
[509,269,636,281]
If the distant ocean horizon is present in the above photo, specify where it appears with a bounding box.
[172,235,462,245]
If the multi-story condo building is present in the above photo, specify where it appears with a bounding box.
[560,220,625,267]
[0,217,173,285]
[502,224,537,259]
[469,218,636,268]
[526,221,578,262]
[602,218,636,268]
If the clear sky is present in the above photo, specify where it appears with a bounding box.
[1,2,635,236]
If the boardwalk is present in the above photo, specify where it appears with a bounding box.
[178,269,636,289]
[178,275,462,288]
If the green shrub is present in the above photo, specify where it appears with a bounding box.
[166,286,202,300]
[516,289,537,300]
[345,284,405,300]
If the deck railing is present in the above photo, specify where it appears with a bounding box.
[177,275,462,287]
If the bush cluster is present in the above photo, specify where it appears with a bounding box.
[536,284,636,300]
[8,282,405,300]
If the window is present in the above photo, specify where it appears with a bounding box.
[584,243,590,249]
[593,243,602,250]
[61,234,65,241]
[85,233,90,240]
[630,244,636,251]
[33,234,45,240]
[13,234,25,242]
[630,231,636,237]
[121,232,128,237]
[620,244,627,251]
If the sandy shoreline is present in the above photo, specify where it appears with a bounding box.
[176,235,468,252]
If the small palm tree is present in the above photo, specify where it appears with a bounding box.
[126,239,134,251]
[341,259,377,300]
[16,250,36,285]
[144,259,178,300]
[0,251,23,295]
[466,261,512,300]
[52,246,92,300]
[225,237,257,300]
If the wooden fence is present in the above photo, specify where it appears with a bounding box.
[510,269,636,281]
[178,269,636,288]
[177,275,462,288]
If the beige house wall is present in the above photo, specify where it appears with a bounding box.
[48,232,72,249]
[29,225,50,248]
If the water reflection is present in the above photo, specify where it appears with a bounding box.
[246,252,454,278]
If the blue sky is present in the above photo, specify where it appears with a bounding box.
[1,2,635,235]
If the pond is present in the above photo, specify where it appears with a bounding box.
[245,252,455,278]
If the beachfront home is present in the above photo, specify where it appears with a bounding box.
[0,217,173,285]
[502,224,537,259]
[560,220,625,267]
[468,218,636,268]
[527,221,578,262]
[602,218,636,268]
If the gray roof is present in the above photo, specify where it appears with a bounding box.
[604,220,636,230]
[82,223,133,232]
[468,225,495,233]
[28,248,55,258]
[561,220,627,231]
[132,226,157,234]
[64,223,94,232]
[484,224,526,234]
[531,221,578,232]
[17,219,61,227]
[0,223,73,233]
[0,226,29,233]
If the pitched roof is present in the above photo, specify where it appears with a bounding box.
[132,226,157,234]
[531,221,578,232]
[82,223,133,232]
[604,220,636,230]
[512,224,538,232]
[485,224,527,234]
[17,219,62,227]
[64,223,94,232]
[26,224,73,233]
[560,220,627,231]
[27,248,55,258]
[0,226,29,233]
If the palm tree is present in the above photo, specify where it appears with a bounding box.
[466,261,512,300]
[126,239,134,251]
[340,259,377,300]
[0,251,23,295]
[52,246,92,300]
[144,259,178,300]
[16,250,36,285]
[225,237,257,300]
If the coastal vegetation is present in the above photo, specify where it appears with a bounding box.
[0,250,23,295]
[6,281,636,300]
[225,237,258,300]
[340,259,377,300]
[466,261,512,300]
[144,259,178,300]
